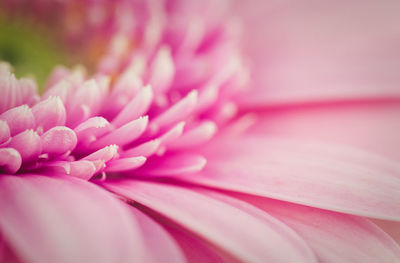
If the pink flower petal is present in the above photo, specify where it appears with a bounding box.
[83,145,119,163]
[122,139,161,158]
[0,148,21,174]
[169,121,217,149]
[248,101,400,161]
[105,156,147,172]
[74,117,112,147]
[187,136,400,221]
[9,130,42,162]
[139,153,206,176]
[42,160,96,180]
[67,79,104,127]
[89,116,148,150]
[17,78,39,107]
[158,121,185,147]
[151,90,197,131]
[41,126,77,156]
[32,97,66,132]
[104,180,317,263]
[0,175,146,263]
[129,207,186,263]
[233,0,400,107]
[237,194,400,263]
[0,105,35,136]
[112,86,153,128]
[0,120,10,144]
[102,69,143,119]
[165,224,228,263]
[147,46,175,94]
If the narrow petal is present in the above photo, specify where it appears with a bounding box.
[147,46,175,94]
[158,121,185,147]
[187,136,400,220]
[89,117,148,150]
[32,96,66,132]
[0,105,35,136]
[112,86,153,128]
[104,180,316,263]
[139,153,206,176]
[42,160,96,180]
[83,145,119,163]
[0,175,146,263]
[41,126,77,156]
[0,120,10,144]
[169,121,217,149]
[236,194,400,263]
[74,117,112,139]
[9,130,42,162]
[151,90,197,131]
[0,148,21,174]
[105,156,147,172]
[122,139,161,158]
[67,79,104,127]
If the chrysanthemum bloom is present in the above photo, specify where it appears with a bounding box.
[1,0,400,262]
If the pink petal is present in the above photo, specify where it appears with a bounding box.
[248,101,400,161]
[129,207,186,263]
[41,126,77,156]
[74,117,112,146]
[233,0,400,107]
[104,181,316,263]
[83,145,119,163]
[112,86,153,128]
[89,116,148,150]
[67,79,104,127]
[17,78,39,107]
[0,175,146,263]
[42,80,75,105]
[147,46,175,94]
[42,160,97,180]
[165,224,228,263]
[169,121,217,149]
[237,194,400,263]
[0,148,21,174]
[102,69,143,119]
[122,139,161,158]
[0,105,35,136]
[0,120,10,144]
[9,130,42,162]
[158,121,185,147]
[105,156,147,172]
[187,136,400,221]
[139,153,206,176]
[32,96,66,132]
[151,90,197,132]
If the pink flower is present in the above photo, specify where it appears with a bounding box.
[1,0,400,262]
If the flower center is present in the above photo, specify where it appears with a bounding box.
[0,16,71,89]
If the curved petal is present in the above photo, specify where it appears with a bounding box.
[231,0,400,106]
[236,194,400,263]
[186,136,400,220]
[0,175,146,263]
[103,180,317,263]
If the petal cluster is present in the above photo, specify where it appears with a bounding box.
[0,1,247,180]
